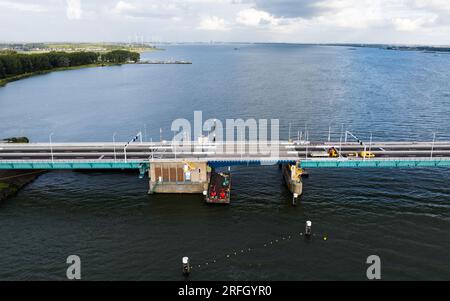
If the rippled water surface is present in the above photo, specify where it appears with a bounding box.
[1,44,450,280]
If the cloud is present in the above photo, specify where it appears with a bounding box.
[392,16,438,32]
[251,0,324,18]
[0,0,48,13]
[2,0,450,44]
[66,0,82,20]
[236,8,278,26]
[113,1,136,15]
[198,16,229,31]
[110,1,184,19]
[312,0,442,31]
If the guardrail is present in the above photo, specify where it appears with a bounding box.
[0,160,148,170]
[1,157,450,169]
[299,157,450,168]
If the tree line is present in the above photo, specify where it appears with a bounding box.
[0,50,140,80]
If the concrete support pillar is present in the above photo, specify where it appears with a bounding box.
[282,164,303,198]
[148,161,209,194]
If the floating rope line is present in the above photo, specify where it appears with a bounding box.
[191,231,329,270]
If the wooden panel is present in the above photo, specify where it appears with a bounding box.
[177,167,184,182]
[169,167,177,182]
[155,166,162,181]
[162,167,170,182]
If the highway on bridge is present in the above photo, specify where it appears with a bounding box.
[1,141,450,165]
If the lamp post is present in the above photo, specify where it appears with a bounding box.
[49,133,54,163]
[431,132,436,159]
[113,132,117,162]
[144,123,147,142]
[288,122,291,142]
[339,124,344,158]
[328,125,331,142]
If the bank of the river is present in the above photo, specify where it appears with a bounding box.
[0,62,123,87]
[0,170,45,203]
[0,138,45,202]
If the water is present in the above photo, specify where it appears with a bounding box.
[1,44,450,280]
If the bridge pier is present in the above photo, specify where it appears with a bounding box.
[148,162,210,194]
[282,163,303,202]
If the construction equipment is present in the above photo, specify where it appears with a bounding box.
[183,160,196,172]
[310,151,329,158]
[290,164,308,182]
[328,147,338,157]
[347,152,359,158]
[360,151,375,158]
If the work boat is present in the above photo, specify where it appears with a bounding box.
[206,170,231,204]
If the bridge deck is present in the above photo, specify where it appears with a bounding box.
[1,141,450,169]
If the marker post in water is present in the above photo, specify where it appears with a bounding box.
[182,257,191,276]
[292,193,299,206]
[305,221,312,238]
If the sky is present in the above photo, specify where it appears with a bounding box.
[1,0,450,44]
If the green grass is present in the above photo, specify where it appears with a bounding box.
[0,182,9,190]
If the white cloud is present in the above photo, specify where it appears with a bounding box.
[112,1,137,15]
[236,8,278,27]
[2,0,450,44]
[414,0,450,12]
[109,0,184,19]
[311,0,441,31]
[0,0,48,13]
[66,0,82,20]
[392,16,437,32]
[313,0,385,29]
[198,16,229,31]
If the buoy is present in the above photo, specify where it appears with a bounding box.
[182,257,191,276]
[292,193,299,206]
[305,221,312,238]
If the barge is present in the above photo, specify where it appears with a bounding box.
[205,170,231,204]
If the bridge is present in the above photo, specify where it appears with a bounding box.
[1,140,450,167]
[1,140,450,201]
